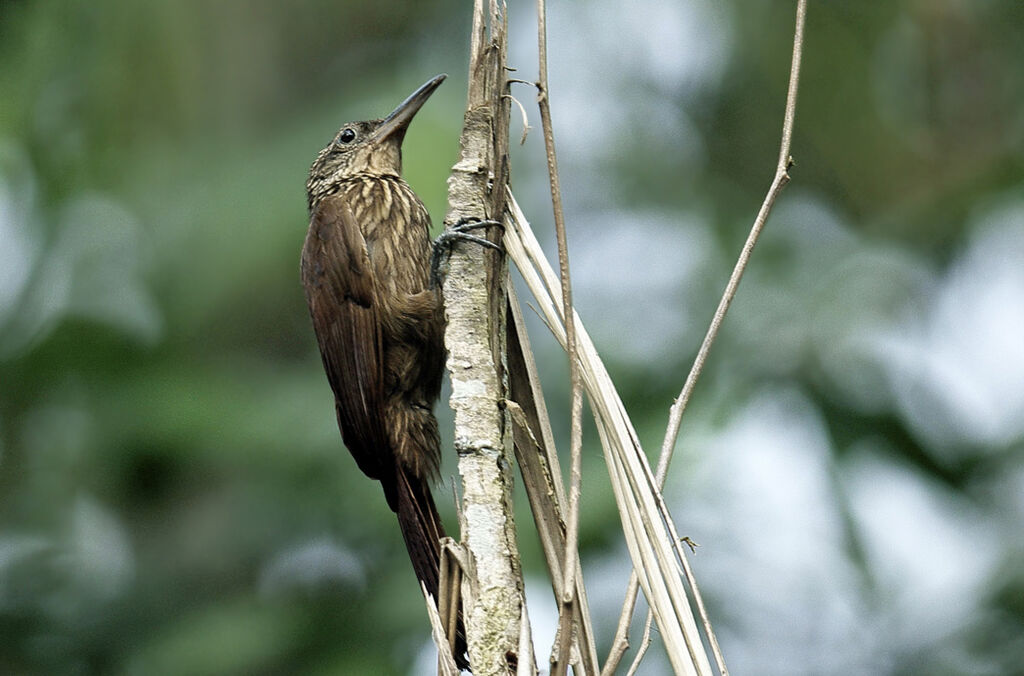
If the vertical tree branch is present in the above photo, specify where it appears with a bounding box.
[443,0,531,673]
[534,0,585,673]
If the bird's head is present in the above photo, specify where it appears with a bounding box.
[307,74,446,210]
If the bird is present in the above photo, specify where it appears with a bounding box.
[300,74,467,666]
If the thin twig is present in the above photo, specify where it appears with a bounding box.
[535,0,585,674]
[503,94,533,145]
[604,1,808,674]
[602,575,641,675]
[661,0,806,478]
[625,612,655,676]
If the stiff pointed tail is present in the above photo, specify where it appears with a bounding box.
[394,468,469,669]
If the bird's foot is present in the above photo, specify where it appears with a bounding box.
[431,217,504,288]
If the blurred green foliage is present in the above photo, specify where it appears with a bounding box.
[1,1,1023,674]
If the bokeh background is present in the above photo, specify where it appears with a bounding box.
[2,1,1023,674]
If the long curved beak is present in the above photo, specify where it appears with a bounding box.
[374,74,447,143]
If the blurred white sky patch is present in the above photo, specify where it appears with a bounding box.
[508,0,730,209]
[844,444,1001,651]
[0,142,42,342]
[521,575,560,675]
[572,210,714,365]
[733,194,861,375]
[733,193,936,395]
[64,494,135,605]
[724,188,1022,459]
[592,0,730,92]
[258,537,365,597]
[867,197,1024,453]
[530,0,733,100]
[671,386,887,675]
[53,195,163,343]
[812,244,934,416]
[0,147,163,357]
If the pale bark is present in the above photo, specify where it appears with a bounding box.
[441,1,531,673]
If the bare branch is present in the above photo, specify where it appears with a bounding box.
[661,0,806,479]
[443,0,533,672]
[534,0,585,674]
[606,2,808,673]
[625,612,654,676]
[602,575,641,676]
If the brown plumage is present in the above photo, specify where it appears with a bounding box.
[301,75,464,665]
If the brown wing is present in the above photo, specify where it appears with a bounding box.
[301,196,391,484]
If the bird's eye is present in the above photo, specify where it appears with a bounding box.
[338,128,356,144]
